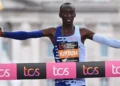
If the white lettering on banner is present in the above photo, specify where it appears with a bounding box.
[53,66,69,76]
[112,65,120,74]
[0,69,10,77]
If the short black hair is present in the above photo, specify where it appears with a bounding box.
[60,2,75,11]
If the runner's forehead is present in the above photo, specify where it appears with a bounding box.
[60,5,75,12]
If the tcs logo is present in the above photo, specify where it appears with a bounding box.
[105,61,120,77]
[53,66,69,76]
[77,62,105,78]
[0,69,10,77]
[47,63,76,79]
[24,66,40,76]
[83,65,99,75]
[0,64,17,80]
[17,63,46,79]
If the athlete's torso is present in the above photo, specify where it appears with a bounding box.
[51,25,86,86]
[53,25,86,62]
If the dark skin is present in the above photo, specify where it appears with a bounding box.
[0,4,95,45]
[40,4,95,45]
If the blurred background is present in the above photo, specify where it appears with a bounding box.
[0,0,120,86]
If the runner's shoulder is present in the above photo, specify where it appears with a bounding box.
[79,27,92,37]
[41,27,56,37]
[42,27,56,33]
[47,27,56,34]
[79,27,88,31]
[79,27,88,33]
[79,27,93,33]
[47,27,56,31]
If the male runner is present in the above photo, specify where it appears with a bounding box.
[0,2,120,86]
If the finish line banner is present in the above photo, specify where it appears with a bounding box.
[0,61,120,80]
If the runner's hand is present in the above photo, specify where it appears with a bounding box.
[0,27,3,36]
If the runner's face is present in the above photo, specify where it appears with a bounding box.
[59,6,76,25]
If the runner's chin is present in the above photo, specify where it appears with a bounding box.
[66,21,72,25]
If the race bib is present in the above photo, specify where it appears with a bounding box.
[58,42,79,62]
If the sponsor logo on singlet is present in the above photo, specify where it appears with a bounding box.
[57,42,79,62]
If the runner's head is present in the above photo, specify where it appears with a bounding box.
[59,2,76,25]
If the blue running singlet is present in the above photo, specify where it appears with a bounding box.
[53,25,86,86]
